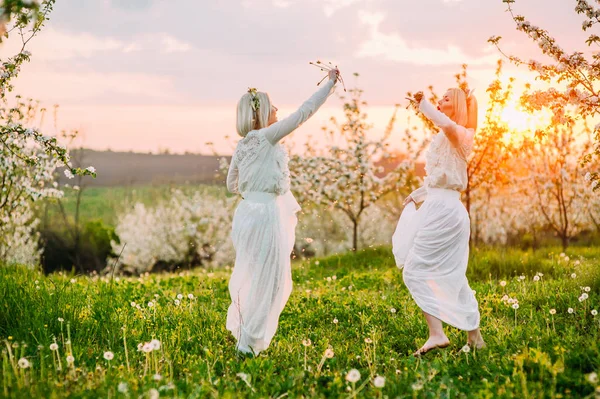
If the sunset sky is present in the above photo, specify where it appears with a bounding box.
[0,0,590,154]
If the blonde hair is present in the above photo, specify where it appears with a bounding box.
[236,91,272,137]
[447,88,478,131]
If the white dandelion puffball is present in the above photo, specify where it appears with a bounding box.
[66,355,75,364]
[512,303,519,310]
[103,351,114,361]
[302,339,312,347]
[592,310,598,316]
[150,339,161,350]
[373,376,386,388]
[500,281,507,287]
[49,343,59,351]
[549,309,556,315]
[324,348,334,358]
[568,308,574,314]
[461,345,471,353]
[188,294,195,300]
[346,369,361,383]
[17,358,30,369]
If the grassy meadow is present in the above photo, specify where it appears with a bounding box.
[1,247,599,398]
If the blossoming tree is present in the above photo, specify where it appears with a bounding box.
[289,78,419,252]
[0,0,95,265]
[490,0,600,190]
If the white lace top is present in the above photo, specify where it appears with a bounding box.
[410,100,475,203]
[227,79,336,196]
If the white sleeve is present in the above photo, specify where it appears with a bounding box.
[226,156,239,194]
[419,100,467,148]
[409,185,427,204]
[263,79,336,145]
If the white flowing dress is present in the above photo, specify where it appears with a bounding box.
[392,100,480,331]
[226,79,335,354]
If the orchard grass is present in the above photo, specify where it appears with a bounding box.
[1,247,599,398]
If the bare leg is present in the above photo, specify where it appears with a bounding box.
[414,311,450,356]
[467,328,486,349]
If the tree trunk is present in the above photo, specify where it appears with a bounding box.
[352,220,358,252]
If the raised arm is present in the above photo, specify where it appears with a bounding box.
[419,100,467,149]
[263,77,336,145]
[226,156,240,194]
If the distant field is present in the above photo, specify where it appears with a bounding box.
[41,184,229,225]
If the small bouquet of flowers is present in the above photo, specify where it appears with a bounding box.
[309,60,346,92]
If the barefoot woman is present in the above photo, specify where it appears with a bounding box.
[226,68,339,355]
[395,88,485,355]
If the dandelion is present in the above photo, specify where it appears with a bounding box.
[500,280,507,287]
[66,355,74,364]
[592,310,598,316]
[315,261,320,266]
[571,273,577,279]
[174,299,180,306]
[333,318,338,324]
[103,351,114,361]
[461,345,471,353]
[148,302,154,308]
[533,275,540,282]
[150,339,161,350]
[153,374,163,381]
[137,343,144,352]
[519,275,526,281]
[346,369,361,383]
[326,277,332,282]
[324,348,334,358]
[582,293,589,300]
[130,302,136,307]
[587,372,598,384]
[118,382,129,393]
[373,375,386,388]
[17,358,30,368]
[332,275,337,280]
[142,343,153,353]
[148,388,160,399]
[49,343,58,351]
[364,338,373,344]
[70,278,76,284]
[568,308,574,314]
[177,294,183,300]
[549,309,556,315]
[574,260,581,266]
[512,303,520,309]
[58,317,64,322]
[564,256,570,262]
[188,294,195,300]
[411,381,424,391]
[390,308,397,314]
[302,339,312,347]
[584,286,591,292]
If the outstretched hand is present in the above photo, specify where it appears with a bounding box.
[406,91,424,105]
[328,68,340,82]
[403,195,415,206]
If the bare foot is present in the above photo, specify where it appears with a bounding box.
[467,331,486,349]
[413,335,450,356]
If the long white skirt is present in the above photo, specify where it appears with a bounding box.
[392,188,480,331]
[226,190,300,354]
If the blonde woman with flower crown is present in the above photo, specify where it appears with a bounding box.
[226,68,339,355]
[392,87,485,355]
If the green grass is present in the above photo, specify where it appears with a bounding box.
[1,247,599,398]
[39,184,228,225]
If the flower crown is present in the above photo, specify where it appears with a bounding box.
[247,87,260,113]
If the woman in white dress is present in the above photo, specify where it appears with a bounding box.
[226,69,339,355]
[392,88,485,355]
